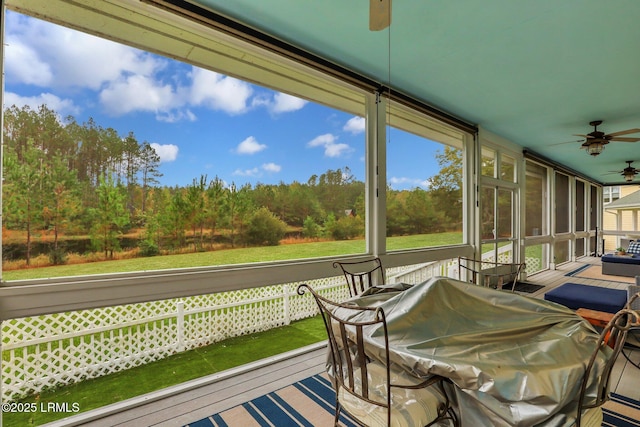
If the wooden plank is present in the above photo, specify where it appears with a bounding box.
[576,308,615,328]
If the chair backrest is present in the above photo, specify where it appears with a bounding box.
[457,256,524,289]
[297,283,393,425]
[333,257,385,297]
[576,305,639,425]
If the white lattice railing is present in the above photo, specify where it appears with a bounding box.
[387,258,459,284]
[1,275,350,402]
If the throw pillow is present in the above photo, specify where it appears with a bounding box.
[627,241,640,255]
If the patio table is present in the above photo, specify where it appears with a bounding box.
[334,276,609,426]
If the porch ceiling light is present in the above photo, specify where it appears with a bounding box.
[619,160,638,182]
[586,141,604,156]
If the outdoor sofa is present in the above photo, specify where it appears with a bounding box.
[601,241,640,277]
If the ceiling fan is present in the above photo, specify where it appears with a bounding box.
[369,0,391,31]
[574,120,640,156]
[608,160,639,182]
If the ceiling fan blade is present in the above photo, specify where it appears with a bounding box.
[607,128,640,137]
[369,0,391,31]
[549,139,585,146]
[610,137,640,142]
[572,134,592,138]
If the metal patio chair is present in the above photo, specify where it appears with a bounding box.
[574,303,638,426]
[297,283,458,427]
[334,257,385,297]
[457,256,525,291]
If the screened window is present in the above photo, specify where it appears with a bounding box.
[525,162,547,236]
[525,243,548,275]
[575,237,585,257]
[500,153,516,183]
[481,147,496,178]
[576,180,585,232]
[385,104,466,251]
[555,172,570,234]
[590,185,598,230]
[554,240,570,264]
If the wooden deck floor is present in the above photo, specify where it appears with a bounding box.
[47,257,640,426]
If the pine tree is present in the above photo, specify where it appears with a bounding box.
[89,174,130,259]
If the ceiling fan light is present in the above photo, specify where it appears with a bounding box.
[624,172,635,182]
[586,142,604,156]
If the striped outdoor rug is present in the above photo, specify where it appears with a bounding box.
[565,264,636,284]
[185,373,639,426]
[604,393,640,427]
[185,374,357,427]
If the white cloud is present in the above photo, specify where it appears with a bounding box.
[5,12,162,90]
[389,177,431,189]
[3,92,79,116]
[307,133,353,158]
[262,162,282,173]
[324,143,352,158]
[156,109,197,123]
[308,133,337,147]
[100,75,177,116]
[233,167,260,177]
[150,143,179,162]
[190,68,253,115]
[233,163,281,177]
[270,93,307,114]
[251,92,307,115]
[236,136,267,155]
[343,116,365,134]
[3,38,53,86]
[4,12,299,124]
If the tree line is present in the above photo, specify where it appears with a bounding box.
[2,105,462,266]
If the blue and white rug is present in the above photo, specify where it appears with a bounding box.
[565,264,636,284]
[185,373,640,426]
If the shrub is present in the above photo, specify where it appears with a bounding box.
[48,247,68,265]
[245,207,287,246]
[326,214,364,240]
[139,240,160,257]
[302,216,321,239]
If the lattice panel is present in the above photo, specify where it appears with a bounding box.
[2,300,178,346]
[525,257,542,274]
[2,318,179,401]
[390,260,457,285]
[1,275,351,401]
[289,277,350,321]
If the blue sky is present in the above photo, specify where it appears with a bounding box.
[3,11,443,190]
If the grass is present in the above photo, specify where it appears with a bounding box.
[3,232,463,281]
[2,316,327,426]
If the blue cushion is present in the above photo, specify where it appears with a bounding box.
[544,283,627,314]
[601,254,640,265]
[627,241,640,255]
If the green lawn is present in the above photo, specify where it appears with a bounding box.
[2,316,326,427]
[3,232,463,281]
